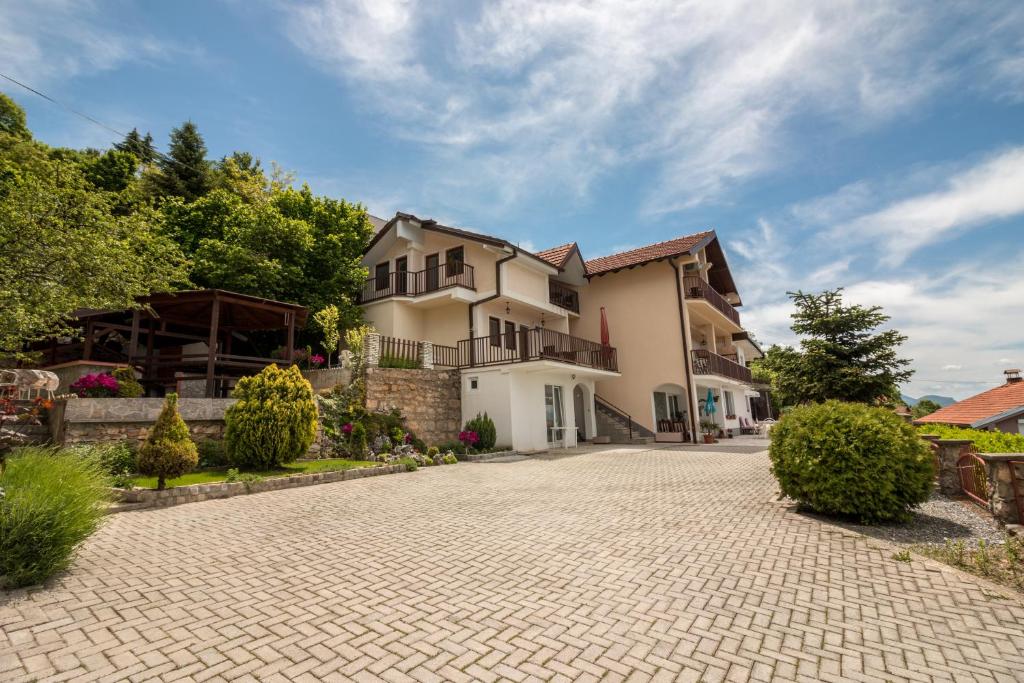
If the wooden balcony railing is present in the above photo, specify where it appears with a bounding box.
[682,276,740,326]
[457,328,617,372]
[548,280,580,313]
[360,262,475,303]
[691,349,752,383]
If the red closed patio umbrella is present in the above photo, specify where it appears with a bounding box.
[600,307,610,347]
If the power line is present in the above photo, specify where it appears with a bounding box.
[1,71,213,177]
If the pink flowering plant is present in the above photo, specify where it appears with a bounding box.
[458,430,479,448]
[309,354,325,368]
[70,372,119,398]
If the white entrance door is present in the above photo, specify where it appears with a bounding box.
[545,384,565,446]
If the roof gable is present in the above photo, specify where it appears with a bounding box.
[917,381,1024,426]
[585,231,714,276]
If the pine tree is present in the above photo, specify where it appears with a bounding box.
[136,393,199,490]
[155,120,212,201]
[115,128,156,165]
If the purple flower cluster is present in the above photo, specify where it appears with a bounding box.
[459,430,479,446]
[310,354,325,368]
[342,422,353,434]
[70,372,119,398]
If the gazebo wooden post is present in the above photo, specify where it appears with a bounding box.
[285,311,295,365]
[82,319,94,361]
[205,296,221,398]
[145,318,156,381]
[128,310,140,365]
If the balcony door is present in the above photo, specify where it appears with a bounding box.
[445,246,465,283]
[395,256,408,294]
[425,253,439,291]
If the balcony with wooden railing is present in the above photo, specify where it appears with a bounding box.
[458,328,617,372]
[548,280,580,313]
[682,276,740,326]
[690,349,752,383]
[359,262,475,303]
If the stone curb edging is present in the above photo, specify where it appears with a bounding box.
[460,449,519,462]
[109,464,408,512]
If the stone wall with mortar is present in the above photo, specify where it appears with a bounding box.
[365,367,461,446]
[55,397,236,447]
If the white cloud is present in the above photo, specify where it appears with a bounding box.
[942,364,963,371]
[284,0,1024,217]
[0,1,199,86]
[834,147,1024,265]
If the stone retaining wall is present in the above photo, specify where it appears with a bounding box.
[115,463,407,511]
[365,367,461,446]
[55,397,235,447]
[925,435,1023,525]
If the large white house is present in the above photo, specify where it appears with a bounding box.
[360,213,763,452]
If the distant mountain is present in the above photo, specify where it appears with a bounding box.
[901,393,956,408]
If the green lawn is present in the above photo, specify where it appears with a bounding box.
[129,458,378,490]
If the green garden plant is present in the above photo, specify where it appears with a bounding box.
[224,365,318,470]
[769,400,934,524]
[112,367,144,398]
[136,393,199,490]
[464,413,497,450]
[0,447,111,588]
[916,424,1024,453]
[70,441,136,477]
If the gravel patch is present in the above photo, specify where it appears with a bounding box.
[808,490,1006,546]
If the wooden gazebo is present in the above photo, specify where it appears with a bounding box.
[44,290,308,398]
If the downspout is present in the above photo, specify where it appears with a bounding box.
[671,259,700,443]
[471,248,520,339]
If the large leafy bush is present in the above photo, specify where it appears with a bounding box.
[136,393,199,489]
[916,424,1024,454]
[769,400,934,524]
[224,365,318,469]
[0,447,110,588]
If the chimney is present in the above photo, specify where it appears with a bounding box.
[1005,369,1022,384]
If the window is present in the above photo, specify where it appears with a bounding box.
[489,317,501,347]
[469,377,479,391]
[504,321,517,350]
[654,391,686,432]
[545,385,565,444]
[374,262,390,291]
[446,246,465,278]
[723,390,735,416]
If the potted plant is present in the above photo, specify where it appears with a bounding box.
[700,419,718,444]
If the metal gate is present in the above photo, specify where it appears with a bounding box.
[956,445,989,508]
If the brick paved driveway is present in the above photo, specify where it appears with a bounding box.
[3,444,1024,682]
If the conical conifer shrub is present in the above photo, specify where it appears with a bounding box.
[137,393,199,490]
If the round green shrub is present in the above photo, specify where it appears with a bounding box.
[0,447,111,588]
[769,400,934,524]
[224,365,318,470]
[70,441,136,476]
[350,423,368,458]
[426,446,440,458]
[137,393,199,490]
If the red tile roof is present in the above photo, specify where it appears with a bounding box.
[917,381,1024,427]
[535,243,577,269]
[585,231,714,275]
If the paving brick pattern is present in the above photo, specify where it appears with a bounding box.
[2,445,1023,682]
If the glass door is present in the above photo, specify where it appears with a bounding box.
[425,253,439,291]
[545,384,565,446]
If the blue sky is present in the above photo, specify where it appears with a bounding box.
[3,0,1023,399]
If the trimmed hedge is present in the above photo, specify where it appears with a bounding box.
[137,393,198,490]
[0,448,110,588]
[224,365,318,470]
[916,424,1024,453]
[769,400,934,524]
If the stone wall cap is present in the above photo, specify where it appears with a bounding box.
[977,453,1024,461]
[934,439,974,445]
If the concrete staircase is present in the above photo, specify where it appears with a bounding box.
[594,396,654,445]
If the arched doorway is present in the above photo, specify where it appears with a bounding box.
[573,383,592,443]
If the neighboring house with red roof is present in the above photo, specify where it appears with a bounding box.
[916,370,1024,434]
[359,212,762,450]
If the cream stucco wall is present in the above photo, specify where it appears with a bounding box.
[572,262,689,433]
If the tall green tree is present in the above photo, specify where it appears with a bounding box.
[911,398,942,419]
[115,128,156,165]
[0,132,188,348]
[82,149,138,192]
[0,93,30,140]
[751,289,913,406]
[155,120,211,201]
